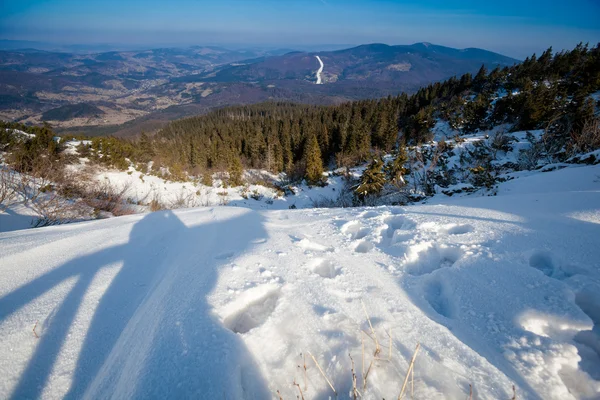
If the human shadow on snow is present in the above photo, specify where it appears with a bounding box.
[0,209,272,399]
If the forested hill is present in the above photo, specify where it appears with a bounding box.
[142,44,599,177]
[3,44,600,184]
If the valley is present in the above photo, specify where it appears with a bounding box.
[0,42,517,136]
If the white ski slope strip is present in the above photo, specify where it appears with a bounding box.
[1,166,599,399]
[315,55,324,84]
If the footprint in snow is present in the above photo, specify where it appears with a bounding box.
[296,238,334,253]
[359,210,380,219]
[340,221,370,240]
[424,277,456,319]
[527,250,587,280]
[573,287,600,369]
[308,258,341,279]
[354,240,374,253]
[222,285,281,334]
[379,215,417,246]
[441,224,474,235]
[403,242,464,276]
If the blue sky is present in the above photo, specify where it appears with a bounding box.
[1,0,599,58]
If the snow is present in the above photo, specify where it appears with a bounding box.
[0,203,38,232]
[1,163,599,399]
[89,167,347,211]
[431,120,459,141]
[7,129,36,140]
[315,55,324,85]
[62,140,92,156]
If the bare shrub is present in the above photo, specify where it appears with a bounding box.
[195,187,212,207]
[14,155,61,205]
[30,191,86,228]
[517,133,544,170]
[572,117,600,154]
[14,168,89,227]
[490,129,512,154]
[0,166,18,210]
[250,189,263,201]
[169,189,200,209]
[81,180,135,216]
[201,172,213,187]
[149,190,165,212]
[217,190,229,205]
[310,180,355,208]
[378,187,410,206]
[244,170,276,186]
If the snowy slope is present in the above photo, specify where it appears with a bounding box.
[0,165,599,399]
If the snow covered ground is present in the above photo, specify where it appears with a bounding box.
[1,163,599,399]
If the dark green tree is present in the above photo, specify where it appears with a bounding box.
[355,158,385,199]
[385,140,408,188]
[304,134,325,186]
[228,156,244,187]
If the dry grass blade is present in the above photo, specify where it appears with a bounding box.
[308,351,337,396]
[303,353,308,391]
[293,379,305,400]
[468,384,473,400]
[349,353,361,399]
[361,299,380,355]
[411,360,414,399]
[363,359,374,391]
[32,321,39,338]
[361,332,365,379]
[511,385,516,400]
[277,389,284,400]
[398,343,420,400]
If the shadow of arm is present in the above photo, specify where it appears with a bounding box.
[0,246,122,321]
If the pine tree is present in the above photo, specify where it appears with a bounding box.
[304,134,325,186]
[385,140,408,188]
[474,64,488,91]
[355,158,385,199]
[188,140,198,169]
[463,93,491,133]
[228,156,244,187]
[137,132,155,163]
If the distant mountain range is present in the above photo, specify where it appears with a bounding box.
[196,43,516,86]
[0,42,518,136]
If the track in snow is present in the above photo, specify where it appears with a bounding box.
[315,55,324,84]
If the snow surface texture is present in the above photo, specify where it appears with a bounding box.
[1,164,599,399]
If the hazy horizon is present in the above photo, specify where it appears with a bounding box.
[2,0,600,59]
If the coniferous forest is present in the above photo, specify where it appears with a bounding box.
[2,43,599,184]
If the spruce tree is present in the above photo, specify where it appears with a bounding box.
[304,134,324,186]
[355,158,385,199]
[228,156,244,187]
[385,141,408,188]
[474,64,488,91]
